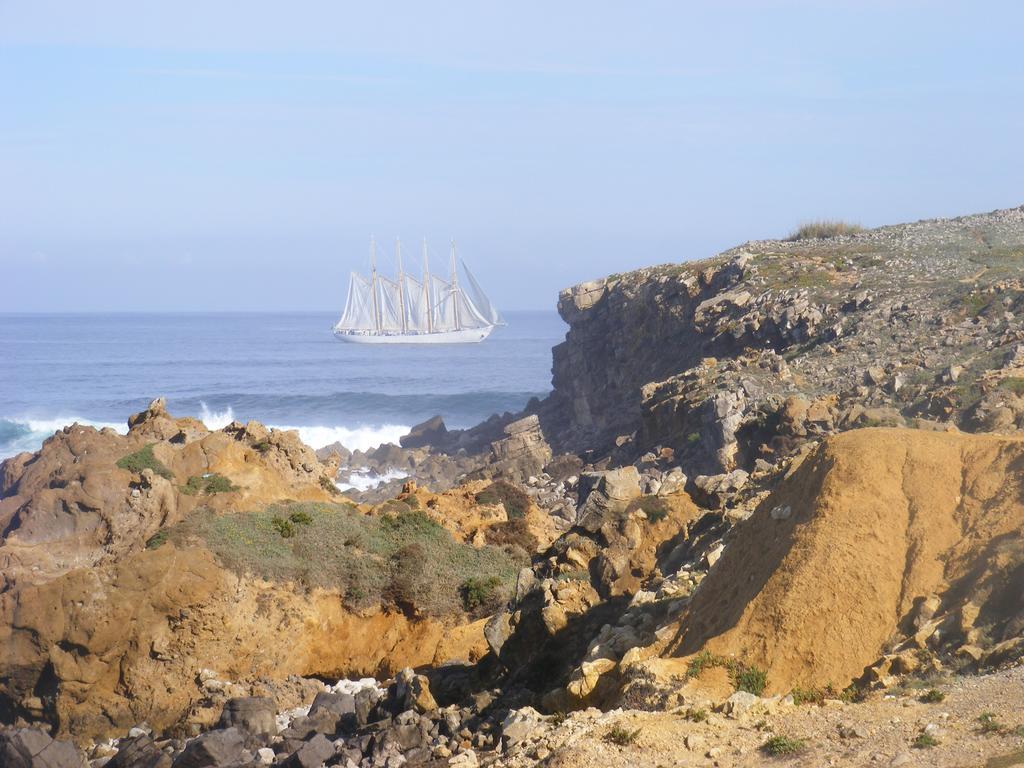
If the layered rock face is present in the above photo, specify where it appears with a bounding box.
[0,398,337,589]
[0,400,512,741]
[538,206,1024,480]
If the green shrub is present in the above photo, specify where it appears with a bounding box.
[320,475,341,495]
[686,650,728,679]
[401,494,421,510]
[116,444,173,480]
[554,568,590,583]
[386,543,432,612]
[253,440,271,453]
[683,707,708,723]
[181,473,238,496]
[920,689,945,704]
[913,733,939,748]
[145,530,169,550]
[998,377,1024,396]
[791,683,843,706]
[483,518,539,555]
[734,665,768,696]
[786,220,864,241]
[978,712,1004,734]
[461,576,504,613]
[686,432,701,445]
[761,735,806,756]
[475,481,530,519]
[628,495,670,523]
[604,725,641,746]
[169,503,525,617]
[271,516,296,538]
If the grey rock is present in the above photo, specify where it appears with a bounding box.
[172,728,248,768]
[217,697,277,739]
[0,728,86,768]
[282,734,334,768]
[107,735,171,768]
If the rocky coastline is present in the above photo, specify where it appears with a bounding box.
[5,205,1024,767]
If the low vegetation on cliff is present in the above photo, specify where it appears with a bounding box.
[170,502,526,617]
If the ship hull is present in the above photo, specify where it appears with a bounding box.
[333,326,495,344]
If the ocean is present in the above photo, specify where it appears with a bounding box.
[0,311,565,461]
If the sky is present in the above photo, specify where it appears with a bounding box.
[1,1,1022,312]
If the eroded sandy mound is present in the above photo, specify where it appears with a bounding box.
[667,427,1024,692]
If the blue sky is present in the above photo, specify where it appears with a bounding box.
[2,1,1022,311]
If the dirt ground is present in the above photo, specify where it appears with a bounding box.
[492,665,1024,768]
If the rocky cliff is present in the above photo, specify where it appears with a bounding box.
[538,206,1024,480]
[0,400,539,742]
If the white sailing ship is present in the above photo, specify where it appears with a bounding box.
[333,238,504,344]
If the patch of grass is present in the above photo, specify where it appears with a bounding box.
[963,292,993,318]
[554,568,590,583]
[998,377,1024,396]
[604,725,641,746]
[271,516,296,538]
[786,220,864,241]
[978,712,1004,734]
[682,707,708,723]
[627,495,670,523]
[252,440,271,453]
[483,518,539,556]
[401,494,420,510]
[320,475,341,495]
[171,503,525,616]
[733,665,768,696]
[145,530,169,550]
[181,473,238,496]
[920,689,945,703]
[791,686,824,706]
[475,480,530,519]
[116,444,173,480]
[839,684,867,704]
[686,650,728,679]
[460,576,504,613]
[913,733,939,749]
[792,683,845,705]
[686,652,767,695]
[761,735,806,756]
[686,431,701,444]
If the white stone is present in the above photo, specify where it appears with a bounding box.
[256,747,275,765]
[706,543,725,567]
[449,749,479,767]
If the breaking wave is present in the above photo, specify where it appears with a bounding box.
[334,468,410,493]
[1,408,409,461]
[0,416,127,460]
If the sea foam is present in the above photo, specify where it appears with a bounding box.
[1,407,409,462]
[0,416,127,460]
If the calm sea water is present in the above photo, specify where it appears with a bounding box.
[0,311,565,459]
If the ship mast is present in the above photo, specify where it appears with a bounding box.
[370,236,381,331]
[423,237,433,333]
[397,237,408,333]
[450,239,462,331]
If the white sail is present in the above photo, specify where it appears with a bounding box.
[402,274,430,332]
[461,260,503,326]
[376,277,404,332]
[337,273,376,330]
[429,275,455,331]
[334,240,504,344]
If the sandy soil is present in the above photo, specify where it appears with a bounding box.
[493,665,1024,768]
